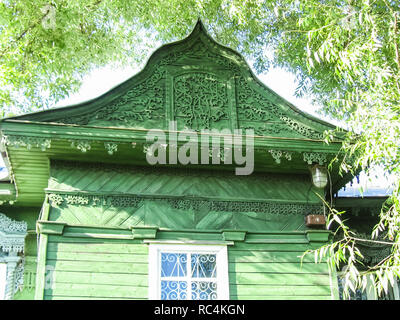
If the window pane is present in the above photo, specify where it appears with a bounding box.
[191,281,217,300]
[161,253,187,277]
[161,281,187,300]
[337,276,367,300]
[191,254,217,278]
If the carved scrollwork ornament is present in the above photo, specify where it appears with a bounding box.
[69,140,92,153]
[303,152,327,165]
[1,135,51,151]
[268,150,293,164]
[0,213,27,300]
[0,213,27,235]
[46,192,323,216]
[104,142,118,155]
[268,149,283,164]
[14,258,25,293]
[174,72,229,130]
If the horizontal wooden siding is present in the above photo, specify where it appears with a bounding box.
[43,236,148,300]
[228,242,334,300]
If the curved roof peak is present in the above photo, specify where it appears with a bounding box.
[6,20,342,141]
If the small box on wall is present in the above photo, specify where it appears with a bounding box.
[305,214,326,228]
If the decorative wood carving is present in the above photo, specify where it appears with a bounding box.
[11,21,335,142]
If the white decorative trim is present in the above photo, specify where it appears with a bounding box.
[0,213,27,253]
[0,213,27,300]
[0,213,27,234]
[14,258,24,293]
[303,152,327,165]
[0,263,6,300]
[148,244,229,300]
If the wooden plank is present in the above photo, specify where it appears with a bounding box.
[229,284,332,296]
[47,251,148,263]
[157,232,222,241]
[47,259,148,274]
[44,295,143,300]
[230,295,332,300]
[48,235,143,245]
[44,283,147,298]
[50,271,148,286]
[228,250,315,263]
[229,272,330,286]
[34,234,48,300]
[228,262,329,274]
[231,242,317,251]
[47,242,148,254]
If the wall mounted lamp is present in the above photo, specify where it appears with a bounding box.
[310,164,328,189]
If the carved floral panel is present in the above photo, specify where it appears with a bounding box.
[173,72,230,131]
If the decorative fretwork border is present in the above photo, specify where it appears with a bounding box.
[1,134,335,166]
[47,192,323,216]
[1,135,51,151]
[0,213,27,235]
[49,159,313,181]
[351,232,393,266]
[0,213,27,300]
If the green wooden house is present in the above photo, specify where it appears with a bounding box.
[0,20,373,300]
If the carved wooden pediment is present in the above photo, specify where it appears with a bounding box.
[0,213,27,253]
[10,20,337,140]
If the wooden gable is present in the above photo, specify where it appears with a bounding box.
[9,20,339,141]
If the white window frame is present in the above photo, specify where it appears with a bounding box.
[148,243,229,300]
[0,263,7,300]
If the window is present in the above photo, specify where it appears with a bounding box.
[337,273,400,300]
[148,244,229,300]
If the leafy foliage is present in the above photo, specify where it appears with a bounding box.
[264,0,400,299]
[1,0,400,298]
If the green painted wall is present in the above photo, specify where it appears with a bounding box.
[228,241,334,300]
[44,236,147,300]
[32,161,336,300]
[46,160,324,232]
[37,232,335,300]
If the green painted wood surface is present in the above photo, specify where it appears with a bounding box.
[34,234,48,300]
[230,295,332,300]
[39,232,334,300]
[43,160,324,232]
[228,241,334,300]
[45,283,148,299]
[228,262,329,274]
[43,235,148,300]
[1,139,346,207]
[230,273,330,286]
[47,160,322,203]
[49,271,148,286]
[228,250,315,263]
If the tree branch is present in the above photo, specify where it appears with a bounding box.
[0,0,104,60]
[0,7,53,60]
[394,13,400,69]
